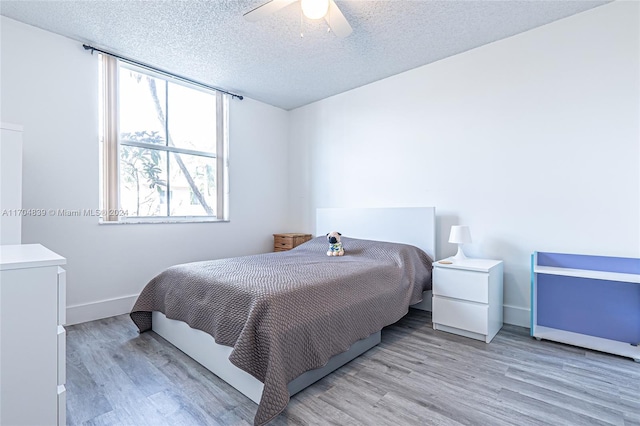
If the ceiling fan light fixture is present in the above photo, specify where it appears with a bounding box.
[301,0,329,20]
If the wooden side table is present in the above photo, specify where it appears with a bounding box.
[273,233,312,252]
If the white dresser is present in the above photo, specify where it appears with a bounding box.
[0,244,67,426]
[432,258,503,343]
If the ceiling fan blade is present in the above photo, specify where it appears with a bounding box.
[243,0,298,22]
[325,0,352,37]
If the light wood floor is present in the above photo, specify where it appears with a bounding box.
[66,310,640,425]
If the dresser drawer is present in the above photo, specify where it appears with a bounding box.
[57,325,66,386]
[58,385,66,426]
[432,297,488,335]
[273,233,312,252]
[433,267,489,303]
[58,267,66,325]
[274,235,294,250]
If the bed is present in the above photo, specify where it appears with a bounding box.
[130,207,436,425]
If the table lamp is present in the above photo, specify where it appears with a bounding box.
[449,225,472,260]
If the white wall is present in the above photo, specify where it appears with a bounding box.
[288,1,640,326]
[1,17,291,324]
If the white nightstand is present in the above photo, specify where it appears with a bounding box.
[432,258,504,343]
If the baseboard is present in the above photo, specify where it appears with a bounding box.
[65,294,531,329]
[503,304,530,328]
[66,294,138,325]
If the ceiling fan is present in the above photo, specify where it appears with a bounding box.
[244,0,353,38]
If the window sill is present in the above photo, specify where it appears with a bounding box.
[99,217,229,225]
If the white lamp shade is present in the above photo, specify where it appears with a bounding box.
[449,226,472,244]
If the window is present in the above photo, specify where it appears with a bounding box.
[99,54,229,223]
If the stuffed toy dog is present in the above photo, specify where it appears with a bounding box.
[326,231,345,256]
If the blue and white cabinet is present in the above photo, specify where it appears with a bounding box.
[531,251,640,362]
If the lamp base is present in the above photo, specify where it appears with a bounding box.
[452,245,468,261]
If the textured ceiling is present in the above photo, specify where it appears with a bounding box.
[1,0,609,110]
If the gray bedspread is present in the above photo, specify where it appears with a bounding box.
[130,236,432,425]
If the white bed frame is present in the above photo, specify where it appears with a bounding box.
[152,207,436,405]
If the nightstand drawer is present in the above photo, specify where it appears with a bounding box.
[433,267,489,303]
[432,297,488,335]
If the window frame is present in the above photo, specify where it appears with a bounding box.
[99,54,229,224]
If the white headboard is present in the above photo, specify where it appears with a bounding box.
[315,207,436,260]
